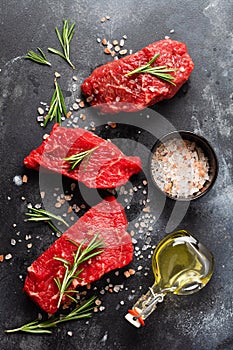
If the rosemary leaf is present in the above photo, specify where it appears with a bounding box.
[63,146,99,171]
[126,53,177,85]
[54,234,104,308]
[26,207,69,234]
[48,19,76,69]
[44,80,67,127]
[24,47,51,66]
[5,296,96,334]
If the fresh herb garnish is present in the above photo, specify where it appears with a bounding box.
[126,53,177,85]
[24,47,51,66]
[54,234,104,308]
[48,19,76,69]
[44,79,67,127]
[25,207,69,234]
[5,296,96,334]
[63,146,99,171]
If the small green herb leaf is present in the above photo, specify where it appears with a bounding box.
[48,19,76,69]
[5,296,97,334]
[44,80,67,127]
[126,53,177,86]
[54,234,104,308]
[24,47,51,66]
[63,146,99,171]
[25,207,69,234]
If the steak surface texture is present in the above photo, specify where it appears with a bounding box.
[24,124,142,188]
[24,197,133,314]
[81,39,194,113]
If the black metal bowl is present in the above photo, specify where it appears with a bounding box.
[149,131,218,201]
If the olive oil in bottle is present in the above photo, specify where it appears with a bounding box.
[125,230,214,328]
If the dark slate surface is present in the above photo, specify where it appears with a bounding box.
[0,1,232,349]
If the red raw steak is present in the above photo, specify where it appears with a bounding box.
[24,197,133,314]
[81,39,194,113]
[24,124,142,188]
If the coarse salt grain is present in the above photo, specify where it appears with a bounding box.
[37,107,44,115]
[13,175,23,186]
[5,254,12,260]
[11,239,16,246]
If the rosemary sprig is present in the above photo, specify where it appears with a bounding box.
[25,207,69,234]
[24,47,51,66]
[5,296,96,334]
[126,53,177,85]
[44,80,67,127]
[48,19,76,69]
[63,146,99,171]
[54,234,104,308]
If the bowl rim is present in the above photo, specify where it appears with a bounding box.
[149,130,219,201]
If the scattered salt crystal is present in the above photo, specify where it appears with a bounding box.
[43,133,49,140]
[13,175,23,186]
[11,239,16,246]
[113,285,121,293]
[124,271,130,278]
[119,49,127,55]
[72,103,79,110]
[120,301,125,305]
[67,331,73,337]
[54,72,61,78]
[37,115,44,122]
[5,253,12,260]
[37,107,44,115]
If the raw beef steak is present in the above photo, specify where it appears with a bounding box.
[81,39,194,113]
[24,197,133,314]
[24,124,142,188]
